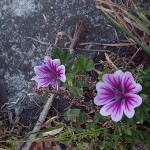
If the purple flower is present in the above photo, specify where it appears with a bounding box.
[94,70,142,122]
[33,56,66,90]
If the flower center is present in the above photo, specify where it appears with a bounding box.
[115,91,126,101]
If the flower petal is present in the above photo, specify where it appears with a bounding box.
[94,82,115,106]
[125,93,142,108]
[44,56,52,65]
[103,70,124,91]
[53,59,61,67]
[96,82,110,91]
[96,82,103,91]
[100,100,123,122]
[123,93,142,118]
[135,83,142,93]
[114,70,124,76]
[57,65,66,82]
[34,75,53,88]
[122,72,140,93]
[44,56,60,71]
[33,56,66,91]
[123,106,135,118]
[34,65,51,75]
[51,79,58,91]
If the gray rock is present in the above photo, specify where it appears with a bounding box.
[0,0,121,115]
[0,79,6,107]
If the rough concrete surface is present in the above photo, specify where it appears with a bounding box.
[0,0,117,115]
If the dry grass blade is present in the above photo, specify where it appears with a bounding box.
[25,37,51,46]
[93,68,102,74]
[124,17,144,31]
[131,0,150,27]
[79,42,135,47]
[105,53,118,70]
[95,0,150,55]
[97,0,131,30]
[126,48,141,66]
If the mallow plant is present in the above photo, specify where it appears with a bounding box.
[31,48,150,149]
[32,56,66,91]
[94,70,142,122]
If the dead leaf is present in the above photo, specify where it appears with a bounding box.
[42,126,64,136]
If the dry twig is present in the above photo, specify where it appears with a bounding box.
[79,42,135,47]
[69,21,85,54]
[25,37,51,46]
[93,68,102,74]
[105,53,118,70]
[126,47,141,66]
[21,94,55,150]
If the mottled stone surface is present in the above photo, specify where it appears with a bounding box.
[0,80,6,107]
[0,0,117,115]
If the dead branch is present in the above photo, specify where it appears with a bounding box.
[21,94,55,150]
[69,21,85,54]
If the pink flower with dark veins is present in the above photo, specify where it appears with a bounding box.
[33,56,66,90]
[94,70,142,122]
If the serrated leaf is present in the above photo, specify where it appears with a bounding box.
[69,86,83,98]
[64,109,81,121]
[52,48,73,66]
[94,113,107,122]
[73,55,95,73]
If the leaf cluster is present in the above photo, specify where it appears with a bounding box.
[140,69,150,98]
[52,48,95,98]
[39,48,150,149]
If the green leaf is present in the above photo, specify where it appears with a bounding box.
[66,73,86,88]
[52,48,73,66]
[78,111,86,125]
[94,113,107,122]
[73,55,95,73]
[124,127,132,136]
[64,109,81,121]
[98,69,110,81]
[69,86,83,98]
[140,69,150,98]
[67,126,83,133]
[135,99,150,123]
